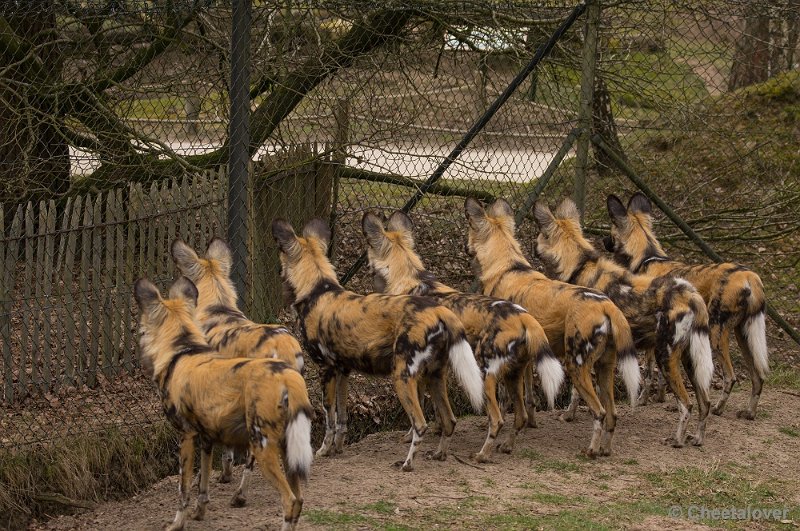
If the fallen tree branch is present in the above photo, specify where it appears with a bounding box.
[337,165,494,202]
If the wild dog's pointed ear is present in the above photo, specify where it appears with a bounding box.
[168,276,199,309]
[272,219,300,256]
[487,198,514,219]
[171,239,199,275]
[134,278,161,313]
[606,195,628,226]
[464,197,486,226]
[555,197,581,222]
[627,192,652,215]
[362,212,387,251]
[532,201,555,233]
[303,218,331,253]
[386,210,414,234]
[206,238,232,274]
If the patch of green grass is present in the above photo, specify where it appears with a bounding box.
[779,426,799,438]
[518,448,581,473]
[361,499,397,515]
[305,509,372,527]
[623,458,639,466]
[767,363,800,392]
[526,491,580,505]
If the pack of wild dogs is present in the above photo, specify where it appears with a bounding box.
[134,192,769,530]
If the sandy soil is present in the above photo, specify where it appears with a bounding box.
[33,385,800,531]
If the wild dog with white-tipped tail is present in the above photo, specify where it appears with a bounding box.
[134,277,313,531]
[466,198,639,458]
[171,238,305,488]
[272,218,484,471]
[533,198,713,448]
[604,192,769,419]
[363,210,564,463]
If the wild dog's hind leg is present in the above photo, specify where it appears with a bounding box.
[711,325,737,415]
[560,386,581,422]
[230,453,255,507]
[639,349,656,405]
[682,352,710,446]
[734,326,764,420]
[595,354,617,456]
[498,366,528,455]
[474,371,502,463]
[659,351,692,447]
[569,365,605,458]
[251,441,300,531]
[167,433,196,531]
[426,373,457,462]
[192,442,212,520]
[392,372,427,472]
[333,372,349,454]
[316,367,337,457]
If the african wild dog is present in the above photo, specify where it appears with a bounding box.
[272,218,484,471]
[363,210,564,462]
[533,198,714,448]
[171,237,304,484]
[604,192,769,419]
[134,277,313,531]
[465,198,639,458]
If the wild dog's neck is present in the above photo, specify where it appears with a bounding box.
[140,312,211,385]
[290,259,342,304]
[475,235,535,291]
[196,276,239,316]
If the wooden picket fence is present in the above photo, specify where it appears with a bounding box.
[0,169,227,404]
[0,145,334,405]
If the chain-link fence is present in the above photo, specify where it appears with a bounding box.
[1,0,799,522]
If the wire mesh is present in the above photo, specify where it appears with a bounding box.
[0,0,798,462]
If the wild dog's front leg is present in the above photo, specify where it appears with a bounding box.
[711,327,736,415]
[218,447,234,483]
[230,454,254,507]
[333,373,349,453]
[167,433,196,531]
[316,367,337,457]
[192,442,211,520]
[475,372,502,463]
[523,364,537,427]
[392,374,427,471]
[426,373,457,462]
[560,387,581,422]
[498,368,528,455]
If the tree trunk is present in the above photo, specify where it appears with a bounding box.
[786,0,799,71]
[729,6,771,91]
[591,75,625,176]
[0,2,69,205]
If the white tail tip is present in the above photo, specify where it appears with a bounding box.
[286,411,313,477]
[690,331,714,392]
[744,312,769,378]
[537,355,565,410]
[618,354,641,409]
[449,339,485,412]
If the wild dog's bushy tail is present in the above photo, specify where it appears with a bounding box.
[741,275,769,379]
[683,287,714,394]
[439,312,484,413]
[607,306,640,408]
[521,314,563,409]
[283,374,314,481]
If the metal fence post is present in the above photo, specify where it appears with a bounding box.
[574,0,600,220]
[228,0,251,308]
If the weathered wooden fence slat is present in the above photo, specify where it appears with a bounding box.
[113,189,125,372]
[102,193,115,377]
[20,203,34,395]
[79,196,93,386]
[43,200,56,393]
[88,194,103,387]
[62,196,81,386]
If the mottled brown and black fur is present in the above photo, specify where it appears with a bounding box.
[171,238,304,484]
[272,218,484,471]
[134,277,313,531]
[465,198,640,458]
[604,192,769,419]
[363,210,564,462]
[533,198,714,447]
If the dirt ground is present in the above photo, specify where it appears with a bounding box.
[32,382,800,531]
